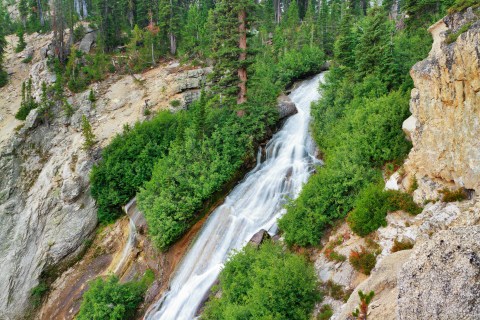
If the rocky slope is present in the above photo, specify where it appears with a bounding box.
[0,31,211,319]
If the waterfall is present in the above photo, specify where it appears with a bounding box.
[113,198,138,275]
[74,0,88,20]
[144,73,325,320]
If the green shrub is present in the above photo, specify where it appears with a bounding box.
[77,275,149,320]
[349,246,376,275]
[317,304,333,320]
[440,188,468,202]
[0,70,7,88]
[347,183,390,237]
[386,190,422,215]
[30,282,49,307]
[445,22,473,44]
[169,99,181,107]
[90,111,179,223]
[323,280,350,301]
[448,0,480,13]
[15,79,39,120]
[201,241,321,320]
[391,239,414,253]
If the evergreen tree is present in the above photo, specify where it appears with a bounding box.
[81,115,96,151]
[209,0,255,106]
[159,0,181,55]
[19,0,28,28]
[354,7,392,81]
[0,24,7,88]
[16,29,27,53]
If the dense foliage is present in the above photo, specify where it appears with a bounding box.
[278,2,456,247]
[90,111,179,222]
[77,272,153,320]
[201,241,321,320]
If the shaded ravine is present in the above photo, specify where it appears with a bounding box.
[145,73,325,320]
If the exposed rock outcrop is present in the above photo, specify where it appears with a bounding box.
[0,30,212,318]
[398,226,480,320]
[404,8,480,194]
[335,250,412,320]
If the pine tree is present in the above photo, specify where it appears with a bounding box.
[18,0,28,28]
[159,0,181,55]
[81,115,96,151]
[354,7,392,80]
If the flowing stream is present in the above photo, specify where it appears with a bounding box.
[145,73,325,320]
[114,198,139,274]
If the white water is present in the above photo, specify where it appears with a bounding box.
[145,73,325,320]
[74,0,88,20]
[114,198,139,274]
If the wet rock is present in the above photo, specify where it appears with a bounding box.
[277,94,297,119]
[249,229,270,247]
[398,226,480,320]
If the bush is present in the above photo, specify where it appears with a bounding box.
[30,282,49,307]
[448,0,480,13]
[317,304,333,320]
[90,111,179,223]
[386,190,422,215]
[347,182,390,237]
[0,70,7,88]
[77,274,150,320]
[440,188,468,202]
[349,246,376,275]
[16,79,39,120]
[391,239,414,253]
[201,241,321,320]
[322,280,351,301]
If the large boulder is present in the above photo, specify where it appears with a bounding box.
[397,226,480,320]
[277,94,297,120]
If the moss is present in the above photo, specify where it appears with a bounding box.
[448,0,480,14]
[445,22,473,44]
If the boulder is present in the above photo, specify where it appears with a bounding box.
[249,229,270,247]
[277,94,297,120]
[78,31,96,54]
[397,226,480,320]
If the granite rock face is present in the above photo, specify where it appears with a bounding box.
[404,8,480,193]
[397,226,480,320]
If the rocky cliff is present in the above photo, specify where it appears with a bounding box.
[403,7,480,198]
[0,31,211,319]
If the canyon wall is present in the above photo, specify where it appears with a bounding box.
[403,8,480,198]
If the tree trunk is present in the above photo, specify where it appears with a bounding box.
[274,0,282,24]
[169,0,176,55]
[169,32,177,55]
[37,0,44,26]
[237,8,247,105]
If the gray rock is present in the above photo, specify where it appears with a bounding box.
[78,31,96,54]
[249,229,270,247]
[397,226,480,320]
[61,178,82,203]
[277,94,297,119]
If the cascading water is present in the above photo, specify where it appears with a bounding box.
[74,0,88,20]
[113,198,139,274]
[145,73,325,320]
